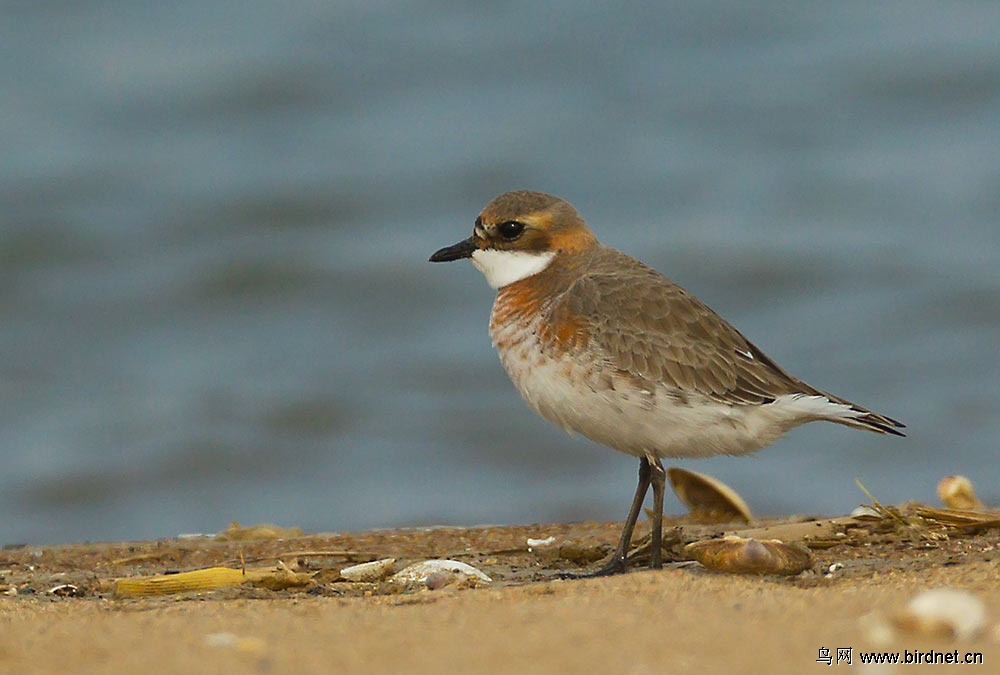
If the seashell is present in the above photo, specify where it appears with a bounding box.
[893,588,986,640]
[526,536,556,550]
[825,562,844,578]
[937,475,984,511]
[667,467,752,523]
[339,558,395,582]
[116,567,249,597]
[685,536,812,575]
[47,584,80,597]
[215,521,304,541]
[115,564,313,598]
[858,612,895,647]
[850,505,882,520]
[390,559,492,586]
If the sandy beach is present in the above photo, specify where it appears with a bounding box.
[2,507,999,674]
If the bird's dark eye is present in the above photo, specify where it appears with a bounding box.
[497,220,525,240]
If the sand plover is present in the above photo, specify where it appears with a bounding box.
[430,190,904,575]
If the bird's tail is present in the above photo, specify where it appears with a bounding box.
[817,391,906,436]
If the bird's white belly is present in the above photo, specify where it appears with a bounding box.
[492,324,799,459]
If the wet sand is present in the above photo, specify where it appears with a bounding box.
[2,515,998,674]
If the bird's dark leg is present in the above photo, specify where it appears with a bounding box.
[589,457,652,576]
[648,458,666,569]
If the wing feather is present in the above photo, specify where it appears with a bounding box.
[555,248,808,405]
[542,246,904,435]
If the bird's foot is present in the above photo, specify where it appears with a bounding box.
[556,555,630,579]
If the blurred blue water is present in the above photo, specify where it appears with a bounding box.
[2,1,998,545]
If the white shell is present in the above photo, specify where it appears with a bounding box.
[47,583,80,597]
[340,558,395,582]
[391,559,492,585]
[527,536,556,550]
[895,588,986,640]
[850,505,881,519]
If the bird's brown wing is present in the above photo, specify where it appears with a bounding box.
[550,247,904,434]
[555,248,816,405]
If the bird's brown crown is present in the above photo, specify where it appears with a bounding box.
[474,191,598,255]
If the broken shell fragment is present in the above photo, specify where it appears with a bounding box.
[526,536,556,550]
[47,584,81,597]
[685,536,812,576]
[937,475,984,511]
[667,467,752,523]
[390,559,492,587]
[114,564,313,598]
[115,567,250,597]
[893,588,986,641]
[339,558,395,582]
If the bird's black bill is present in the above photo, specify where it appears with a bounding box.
[429,236,476,262]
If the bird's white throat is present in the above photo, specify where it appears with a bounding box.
[471,249,556,289]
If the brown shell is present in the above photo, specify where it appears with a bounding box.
[936,475,984,511]
[667,467,752,523]
[685,536,812,576]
